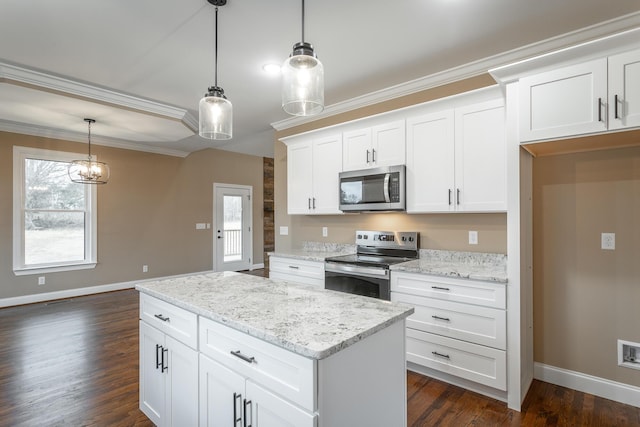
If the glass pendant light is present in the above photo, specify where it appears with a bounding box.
[199,0,232,140]
[282,0,324,116]
[68,118,110,184]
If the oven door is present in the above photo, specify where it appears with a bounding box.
[324,262,390,300]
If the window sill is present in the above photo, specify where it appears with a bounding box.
[13,262,97,276]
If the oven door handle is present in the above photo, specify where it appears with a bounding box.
[325,262,389,278]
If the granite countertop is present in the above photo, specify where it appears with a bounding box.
[136,271,413,360]
[391,249,508,283]
[268,241,356,262]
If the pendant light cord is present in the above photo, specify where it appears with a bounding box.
[87,120,92,159]
[301,0,305,43]
[214,6,219,87]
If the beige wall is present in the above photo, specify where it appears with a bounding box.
[274,74,507,254]
[533,146,640,386]
[0,131,264,300]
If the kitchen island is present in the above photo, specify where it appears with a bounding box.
[136,271,414,427]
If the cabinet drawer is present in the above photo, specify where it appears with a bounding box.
[199,317,316,412]
[140,293,198,349]
[391,292,505,350]
[406,328,506,391]
[269,256,324,287]
[391,272,505,309]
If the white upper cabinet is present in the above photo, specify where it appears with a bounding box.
[608,49,640,130]
[406,110,455,212]
[406,98,506,213]
[519,48,640,142]
[454,99,507,212]
[343,120,405,171]
[519,58,608,142]
[286,133,342,215]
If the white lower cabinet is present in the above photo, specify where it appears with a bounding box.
[200,354,316,427]
[391,271,507,392]
[268,256,324,287]
[140,321,199,427]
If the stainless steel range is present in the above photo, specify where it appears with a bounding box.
[324,230,419,300]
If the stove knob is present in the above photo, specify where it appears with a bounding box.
[357,234,362,239]
[402,236,406,242]
[408,237,414,242]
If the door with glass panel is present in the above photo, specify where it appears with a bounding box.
[214,184,252,272]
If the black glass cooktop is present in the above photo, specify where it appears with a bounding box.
[325,253,415,268]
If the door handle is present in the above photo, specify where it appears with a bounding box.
[233,392,242,426]
[161,347,168,373]
[243,399,253,427]
[155,344,162,370]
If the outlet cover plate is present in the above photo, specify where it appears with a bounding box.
[469,231,478,245]
[601,233,615,250]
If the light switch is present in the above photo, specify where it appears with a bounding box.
[196,223,206,230]
[322,227,328,237]
[469,231,478,245]
[279,226,289,236]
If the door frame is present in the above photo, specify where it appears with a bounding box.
[213,183,253,272]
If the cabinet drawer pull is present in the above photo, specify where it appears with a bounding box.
[244,399,253,427]
[432,351,450,359]
[614,94,620,119]
[431,286,450,291]
[233,392,242,426]
[154,314,170,322]
[231,350,256,364]
[288,265,300,269]
[432,315,451,322]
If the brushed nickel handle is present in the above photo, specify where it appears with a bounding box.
[432,351,450,359]
[154,314,170,322]
[432,315,451,322]
[231,350,256,364]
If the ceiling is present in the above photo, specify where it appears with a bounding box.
[1,1,639,158]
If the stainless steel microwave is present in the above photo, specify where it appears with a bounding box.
[339,165,405,212]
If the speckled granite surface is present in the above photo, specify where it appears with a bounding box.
[136,271,413,360]
[268,242,355,262]
[391,249,507,283]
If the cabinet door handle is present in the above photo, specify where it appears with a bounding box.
[598,97,603,122]
[243,399,253,427]
[372,148,376,163]
[456,188,461,205]
[233,392,242,426]
[432,315,451,322]
[312,197,316,209]
[155,344,162,370]
[154,314,170,322]
[614,94,620,119]
[431,286,450,291]
[308,198,311,209]
[432,351,450,359]
[288,265,299,269]
[231,350,256,364]
[448,189,452,206]
[161,347,168,373]
[366,149,370,164]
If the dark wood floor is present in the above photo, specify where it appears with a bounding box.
[1,287,638,426]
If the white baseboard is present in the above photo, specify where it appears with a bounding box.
[534,362,640,408]
[250,263,265,271]
[0,269,215,308]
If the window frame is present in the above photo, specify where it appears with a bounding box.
[13,146,98,275]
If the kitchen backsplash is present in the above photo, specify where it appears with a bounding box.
[302,241,356,253]
[419,249,506,266]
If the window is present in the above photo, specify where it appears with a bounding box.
[13,146,97,275]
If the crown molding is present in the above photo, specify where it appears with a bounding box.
[0,61,198,132]
[271,11,640,132]
[0,120,190,158]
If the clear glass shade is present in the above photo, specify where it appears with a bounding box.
[199,92,233,140]
[282,52,324,116]
[68,158,110,184]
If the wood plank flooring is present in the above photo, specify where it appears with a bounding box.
[0,287,638,426]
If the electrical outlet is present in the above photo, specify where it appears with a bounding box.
[601,233,615,250]
[322,227,328,237]
[468,231,478,245]
[196,223,206,230]
[143,265,149,273]
[618,339,640,370]
[279,226,289,236]
[38,276,45,285]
